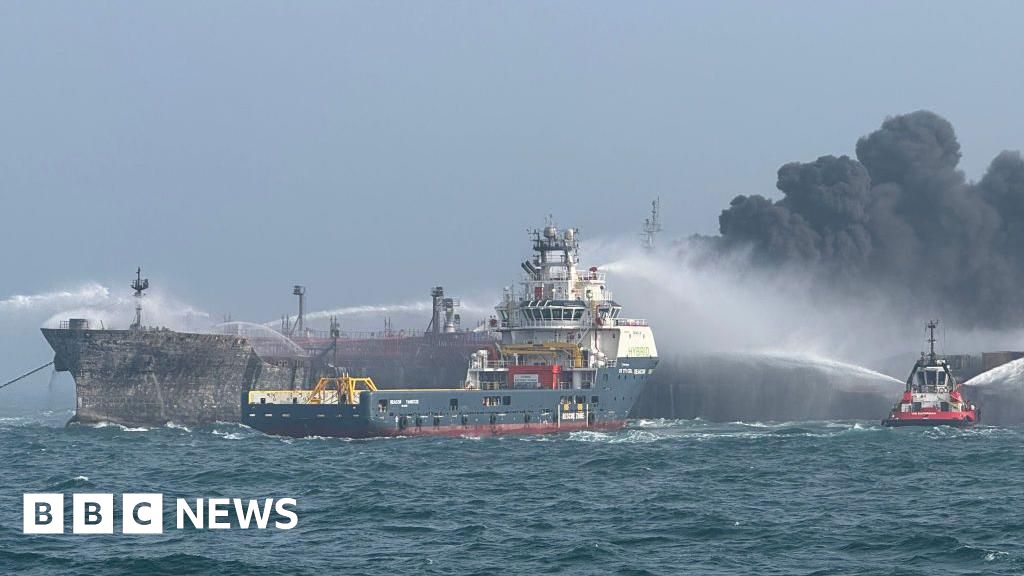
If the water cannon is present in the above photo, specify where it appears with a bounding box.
[521,260,540,278]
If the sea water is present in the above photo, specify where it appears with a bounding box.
[1,411,1021,575]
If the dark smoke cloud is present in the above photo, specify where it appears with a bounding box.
[708,110,1024,328]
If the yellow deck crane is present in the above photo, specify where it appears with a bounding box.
[305,374,379,405]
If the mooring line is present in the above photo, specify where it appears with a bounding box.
[0,361,55,391]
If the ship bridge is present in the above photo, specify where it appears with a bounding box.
[909,362,954,395]
[477,222,657,386]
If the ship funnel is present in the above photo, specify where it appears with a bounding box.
[428,287,445,334]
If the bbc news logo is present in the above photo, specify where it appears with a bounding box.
[23,494,298,534]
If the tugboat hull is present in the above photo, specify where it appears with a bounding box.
[882,411,978,427]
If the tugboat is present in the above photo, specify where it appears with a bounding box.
[242,221,659,438]
[882,321,979,427]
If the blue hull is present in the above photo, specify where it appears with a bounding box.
[244,360,655,438]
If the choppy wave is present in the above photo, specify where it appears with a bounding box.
[2,413,1023,575]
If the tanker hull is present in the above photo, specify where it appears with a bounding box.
[41,327,307,426]
[41,326,490,427]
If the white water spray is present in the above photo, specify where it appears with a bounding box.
[210,322,306,357]
[267,299,494,328]
[14,284,213,332]
[593,240,911,364]
[966,357,1024,388]
[0,283,111,314]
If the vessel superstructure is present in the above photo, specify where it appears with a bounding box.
[882,321,979,427]
[244,223,659,437]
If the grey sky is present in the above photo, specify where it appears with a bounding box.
[2,1,1023,341]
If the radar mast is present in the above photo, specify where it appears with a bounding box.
[130,267,149,330]
[926,320,939,363]
[641,197,662,251]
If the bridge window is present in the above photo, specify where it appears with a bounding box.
[502,396,511,406]
[483,396,501,407]
[450,398,458,410]
[378,400,388,412]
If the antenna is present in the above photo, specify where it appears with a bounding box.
[641,197,662,251]
[130,267,149,330]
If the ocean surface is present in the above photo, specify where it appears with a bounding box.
[1,412,1022,576]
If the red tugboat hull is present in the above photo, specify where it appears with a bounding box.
[882,410,978,427]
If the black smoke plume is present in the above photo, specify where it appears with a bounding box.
[708,111,1024,328]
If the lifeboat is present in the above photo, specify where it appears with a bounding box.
[882,320,979,428]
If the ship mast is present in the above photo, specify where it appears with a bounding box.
[926,320,939,363]
[641,197,662,251]
[130,267,149,330]
[292,285,306,336]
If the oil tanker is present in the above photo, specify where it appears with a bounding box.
[243,223,658,437]
[41,204,665,428]
[42,270,492,426]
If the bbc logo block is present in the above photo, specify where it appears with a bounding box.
[23,494,296,534]
[23,494,64,534]
[123,493,164,534]
[23,493,164,534]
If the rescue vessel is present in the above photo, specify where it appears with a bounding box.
[243,222,659,438]
[882,321,979,427]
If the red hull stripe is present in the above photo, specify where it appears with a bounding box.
[265,420,628,439]
[887,411,977,421]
